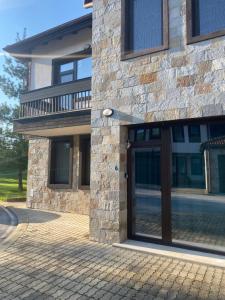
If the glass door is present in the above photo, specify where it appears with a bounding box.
[131,147,162,239]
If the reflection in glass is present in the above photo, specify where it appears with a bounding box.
[77,57,92,80]
[60,74,73,83]
[133,148,161,239]
[172,122,225,251]
[60,62,74,72]
[51,140,70,184]
[136,129,145,141]
[188,125,201,143]
[172,125,185,143]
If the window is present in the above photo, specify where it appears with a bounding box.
[187,0,225,43]
[191,154,203,176]
[49,137,73,188]
[150,127,161,139]
[80,135,91,186]
[188,125,201,143]
[136,129,145,141]
[53,54,92,84]
[121,0,168,59]
[209,123,225,139]
[77,57,92,80]
[172,125,185,143]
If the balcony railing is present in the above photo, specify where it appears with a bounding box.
[19,78,91,119]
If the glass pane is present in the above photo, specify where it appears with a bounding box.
[127,0,163,52]
[172,122,225,252]
[209,123,225,138]
[150,127,161,139]
[191,155,203,176]
[60,62,74,72]
[188,125,201,143]
[60,73,73,83]
[192,0,225,37]
[52,141,70,184]
[77,57,92,80]
[133,148,161,239]
[172,125,184,143]
[80,136,91,186]
[136,129,145,141]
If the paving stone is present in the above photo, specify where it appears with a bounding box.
[0,203,224,300]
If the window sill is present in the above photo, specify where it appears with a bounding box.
[48,184,72,190]
[79,185,90,191]
[187,29,225,45]
[121,45,168,61]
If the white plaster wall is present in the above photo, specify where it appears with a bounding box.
[30,28,92,90]
[172,125,208,154]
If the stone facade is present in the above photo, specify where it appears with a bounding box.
[90,0,225,243]
[27,136,90,215]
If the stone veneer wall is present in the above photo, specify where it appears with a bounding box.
[90,0,225,243]
[27,136,90,215]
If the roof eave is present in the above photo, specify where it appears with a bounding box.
[3,13,92,57]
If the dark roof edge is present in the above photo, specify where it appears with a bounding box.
[4,13,92,56]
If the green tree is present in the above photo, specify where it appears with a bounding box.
[0,31,29,191]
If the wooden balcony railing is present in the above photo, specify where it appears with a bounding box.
[19,78,91,119]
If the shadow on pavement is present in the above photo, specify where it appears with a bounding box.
[6,206,60,224]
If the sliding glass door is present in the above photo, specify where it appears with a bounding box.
[128,120,225,254]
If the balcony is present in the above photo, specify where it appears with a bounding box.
[19,78,91,119]
[14,78,92,136]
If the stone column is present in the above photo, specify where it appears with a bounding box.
[89,124,127,243]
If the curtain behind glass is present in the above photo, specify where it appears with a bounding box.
[54,141,70,184]
[193,0,225,36]
[128,0,163,51]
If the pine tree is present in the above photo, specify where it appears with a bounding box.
[0,30,29,191]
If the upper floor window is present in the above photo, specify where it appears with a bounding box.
[53,54,91,84]
[172,125,185,143]
[187,0,225,43]
[188,125,201,143]
[121,0,169,60]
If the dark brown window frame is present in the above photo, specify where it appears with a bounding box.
[52,49,92,85]
[186,0,225,44]
[48,136,73,189]
[121,0,169,60]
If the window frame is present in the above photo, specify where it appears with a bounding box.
[52,49,92,85]
[121,0,169,60]
[48,136,73,189]
[186,0,225,44]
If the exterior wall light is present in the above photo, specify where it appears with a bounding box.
[102,108,114,117]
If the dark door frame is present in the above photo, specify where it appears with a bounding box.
[127,125,172,243]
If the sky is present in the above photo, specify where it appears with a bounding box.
[0,0,91,105]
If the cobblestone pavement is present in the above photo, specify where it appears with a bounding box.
[0,203,225,300]
[0,206,17,242]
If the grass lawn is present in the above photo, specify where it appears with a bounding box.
[0,169,27,201]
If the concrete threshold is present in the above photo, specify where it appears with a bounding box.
[113,240,225,268]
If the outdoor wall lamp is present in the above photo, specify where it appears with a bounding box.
[102,108,114,117]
